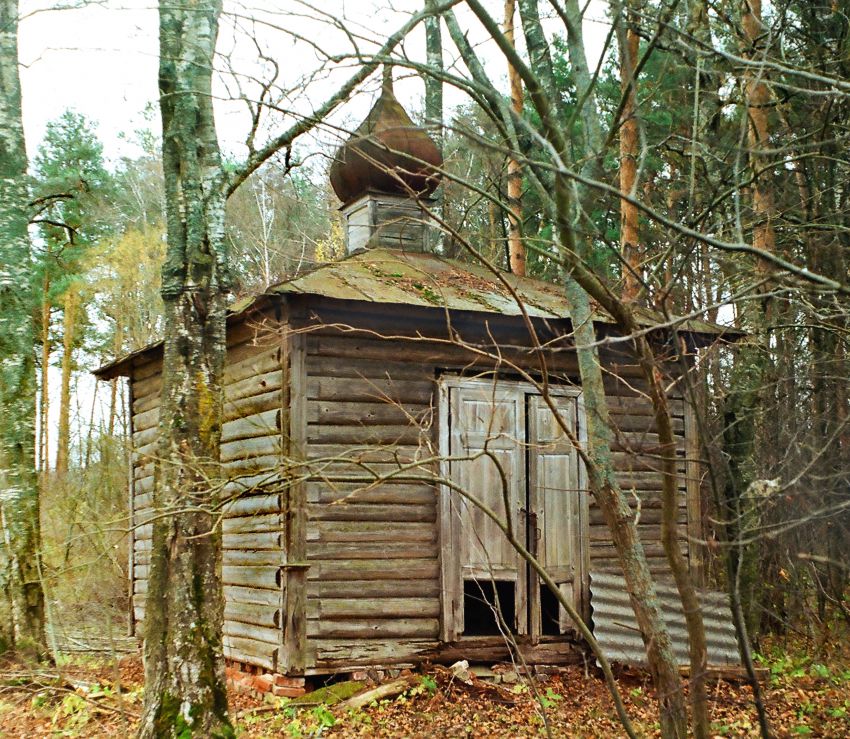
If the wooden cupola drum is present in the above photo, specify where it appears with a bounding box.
[330,68,443,254]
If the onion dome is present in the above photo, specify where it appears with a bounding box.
[330,69,443,205]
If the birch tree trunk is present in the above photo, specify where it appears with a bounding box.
[0,0,49,659]
[138,1,233,735]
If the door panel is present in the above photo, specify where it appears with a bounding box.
[528,393,583,634]
[442,378,584,639]
[449,385,526,632]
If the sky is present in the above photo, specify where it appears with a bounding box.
[19,0,613,163]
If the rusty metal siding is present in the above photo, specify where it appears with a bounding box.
[590,570,740,667]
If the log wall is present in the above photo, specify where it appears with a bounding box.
[298,329,696,670]
[303,334,442,668]
[126,302,699,675]
[129,312,285,672]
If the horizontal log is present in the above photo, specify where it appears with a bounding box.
[133,508,154,527]
[225,601,280,629]
[221,409,280,444]
[224,389,280,423]
[133,424,158,449]
[223,635,277,671]
[610,414,684,434]
[224,585,282,606]
[308,542,437,561]
[308,579,441,599]
[221,492,281,518]
[224,346,280,386]
[307,618,439,640]
[307,377,433,404]
[612,453,686,474]
[132,355,161,382]
[223,549,283,566]
[311,559,438,581]
[133,406,160,433]
[221,434,281,464]
[307,400,430,427]
[226,313,279,349]
[311,638,437,668]
[222,513,281,534]
[222,472,282,497]
[133,390,160,415]
[308,424,425,446]
[307,355,430,381]
[606,395,684,416]
[613,471,686,492]
[225,369,282,405]
[306,481,435,506]
[224,619,279,646]
[306,443,430,466]
[589,510,688,528]
[221,454,279,478]
[133,439,158,464]
[132,373,161,402]
[308,502,434,524]
[312,521,435,543]
[312,598,439,620]
[223,565,280,589]
[134,462,154,480]
[135,477,154,497]
[223,532,282,550]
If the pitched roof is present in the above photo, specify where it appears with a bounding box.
[94,247,740,379]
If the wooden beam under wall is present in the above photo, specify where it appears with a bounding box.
[280,314,309,674]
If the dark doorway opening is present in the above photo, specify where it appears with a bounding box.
[540,584,562,636]
[463,580,516,635]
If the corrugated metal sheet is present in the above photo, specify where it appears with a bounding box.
[590,569,740,667]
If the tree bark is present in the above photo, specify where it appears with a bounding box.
[424,2,444,252]
[504,0,525,275]
[138,2,234,736]
[618,2,641,300]
[55,282,78,476]
[0,0,49,659]
[39,274,50,474]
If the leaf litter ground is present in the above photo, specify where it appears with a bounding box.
[0,642,848,737]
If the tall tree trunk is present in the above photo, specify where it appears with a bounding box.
[0,0,49,659]
[39,275,50,474]
[504,0,525,275]
[618,2,641,300]
[423,2,444,252]
[55,283,78,476]
[138,1,233,736]
[107,322,123,437]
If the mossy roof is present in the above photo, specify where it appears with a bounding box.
[94,247,740,379]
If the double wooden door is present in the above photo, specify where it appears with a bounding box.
[440,378,587,641]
